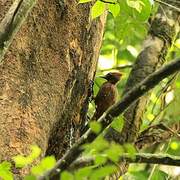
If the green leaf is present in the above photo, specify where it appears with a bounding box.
[127,170,148,180]
[31,156,56,176]
[176,81,180,88]
[170,141,179,150]
[126,0,144,13]
[90,165,117,179]
[104,143,124,162]
[91,1,105,19]
[40,156,56,170]
[175,39,180,48]
[12,155,30,168]
[0,161,11,171]
[79,0,92,3]
[111,115,124,132]
[61,171,74,180]
[92,137,109,152]
[0,161,13,180]
[28,145,41,159]
[90,121,102,134]
[133,0,152,21]
[82,137,109,155]
[13,145,41,168]
[31,165,44,176]
[124,144,137,159]
[24,175,37,180]
[151,169,168,180]
[94,155,107,165]
[74,167,92,179]
[0,171,13,180]
[108,3,120,17]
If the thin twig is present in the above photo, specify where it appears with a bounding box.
[99,0,116,4]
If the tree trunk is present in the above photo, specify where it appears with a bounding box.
[0,0,106,176]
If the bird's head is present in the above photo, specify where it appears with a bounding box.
[100,72,123,84]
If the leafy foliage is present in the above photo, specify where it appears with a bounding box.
[0,162,13,180]
[0,0,179,179]
[13,145,41,168]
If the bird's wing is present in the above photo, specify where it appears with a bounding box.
[92,83,116,120]
[94,83,115,105]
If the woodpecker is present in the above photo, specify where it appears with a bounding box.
[92,72,123,120]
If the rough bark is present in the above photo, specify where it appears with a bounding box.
[0,0,106,177]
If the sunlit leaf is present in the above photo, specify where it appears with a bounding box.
[61,171,74,180]
[0,162,13,180]
[82,137,109,155]
[124,144,137,159]
[0,162,11,171]
[29,145,41,159]
[24,175,37,180]
[91,1,105,19]
[147,113,154,121]
[40,156,56,170]
[176,81,180,88]
[13,145,41,168]
[111,115,124,132]
[31,156,56,176]
[94,155,107,165]
[127,170,149,180]
[90,121,102,134]
[151,169,168,179]
[31,165,44,176]
[12,156,30,168]
[126,0,144,13]
[170,142,179,150]
[90,165,117,179]
[108,3,120,17]
[175,39,180,48]
[79,0,92,3]
[104,143,124,162]
[74,167,92,179]
[133,0,152,21]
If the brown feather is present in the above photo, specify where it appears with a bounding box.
[92,82,117,120]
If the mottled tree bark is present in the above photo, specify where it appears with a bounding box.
[0,0,106,177]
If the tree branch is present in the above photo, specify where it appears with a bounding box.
[155,0,180,13]
[99,0,116,4]
[70,153,180,170]
[136,122,180,149]
[38,58,180,179]
[0,0,37,63]
[98,64,133,72]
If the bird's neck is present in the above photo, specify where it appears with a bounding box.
[108,80,119,85]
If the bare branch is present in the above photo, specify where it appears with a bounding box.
[0,0,37,63]
[70,153,180,170]
[136,122,180,149]
[98,64,133,72]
